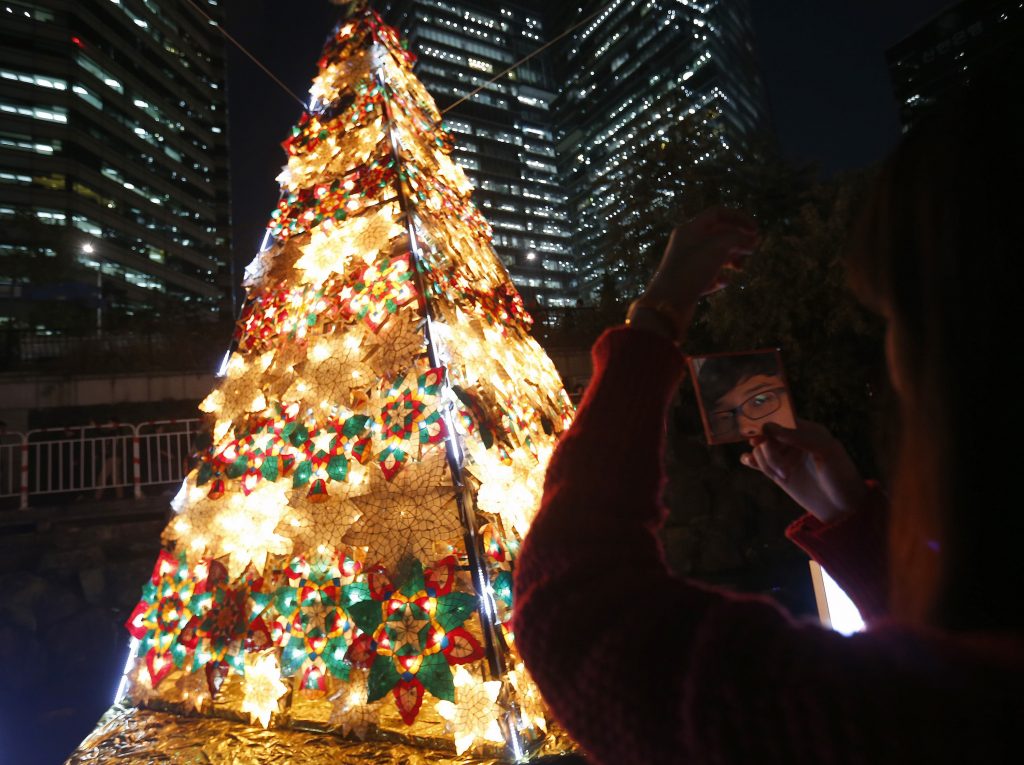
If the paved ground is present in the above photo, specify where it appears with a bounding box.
[0,493,172,765]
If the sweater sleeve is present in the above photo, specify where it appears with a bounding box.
[785,484,890,622]
[513,327,1020,765]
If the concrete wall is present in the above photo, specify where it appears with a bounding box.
[0,372,216,430]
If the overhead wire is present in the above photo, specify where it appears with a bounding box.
[181,0,308,109]
[439,1,616,115]
[180,0,619,119]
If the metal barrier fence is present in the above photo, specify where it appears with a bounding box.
[0,419,201,510]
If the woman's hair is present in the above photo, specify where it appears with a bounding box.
[846,55,1023,630]
[697,352,780,409]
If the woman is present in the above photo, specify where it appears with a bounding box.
[513,74,1023,763]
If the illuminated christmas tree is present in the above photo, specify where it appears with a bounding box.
[71,7,574,762]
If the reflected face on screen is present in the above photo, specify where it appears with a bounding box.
[708,373,791,441]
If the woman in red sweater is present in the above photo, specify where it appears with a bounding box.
[513,75,1023,762]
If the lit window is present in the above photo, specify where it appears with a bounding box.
[76,54,124,94]
[0,171,32,185]
[0,69,67,90]
[72,215,102,236]
[0,101,68,123]
[36,209,68,224]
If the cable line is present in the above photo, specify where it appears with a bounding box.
[180,0,619,120]
[182,0,309,109]
[439,1,615,115]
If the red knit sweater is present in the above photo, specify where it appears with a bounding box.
[514,327,1023,764]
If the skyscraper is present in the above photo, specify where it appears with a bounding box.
[380,0,576,310]
[551,0,769,303]
[887,0,1023,130]
[0,0,231,338]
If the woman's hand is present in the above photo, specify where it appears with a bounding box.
[640,207,760,330]
[741,419,869,524]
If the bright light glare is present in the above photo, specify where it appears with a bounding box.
[811,562,865,636]
[114,637,139,702]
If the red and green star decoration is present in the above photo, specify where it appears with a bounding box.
[126,551,202,686]
[294,414,374,500]
[341,253,417,333]
[376,367,447,480]
[178,560,273,692]
[235,284,344,353]
[341,556,483,724]
[274,550,361,691]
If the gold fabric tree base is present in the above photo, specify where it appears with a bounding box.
[67,705,579,764]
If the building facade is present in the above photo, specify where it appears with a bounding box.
[0,0,231,339]
[551,0,768,304]
[380,0,576,309]
[887,0,1023,130]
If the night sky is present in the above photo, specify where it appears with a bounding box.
[220,0,954,270]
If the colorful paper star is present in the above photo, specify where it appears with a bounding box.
[435,666,504,755]
[241,651,290,728]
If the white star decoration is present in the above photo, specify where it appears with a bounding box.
[328,669,380,739]
[174,669,212,714]
[343,446,462,571]
[435,666,504,755]
[295,204,404,286]
[210,484,293,578]
[508,663,547,734]
[310,429,336,455]
[241,651,289,728]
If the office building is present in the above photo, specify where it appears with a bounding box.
[380,0,576,309]
[0,0,231,338]
[887,0,1024,130]
[551,0,769,303]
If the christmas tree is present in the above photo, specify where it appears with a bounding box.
[70,7,574,762]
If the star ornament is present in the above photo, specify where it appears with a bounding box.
[374,367,448,482]
[281,493,361,555]
[343,446,463,572]
[328,668,380,739]
[435,666,504,755]
[125,551,201,686]
[274,550,358,689]
[177,560,273,682]
[470,446,545,539]
[241,650,290,728]
[295,220,355,286]
[341,556,484,725]
[342,252,417,333]
[210,483,293,578]
[508,663,548,734]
